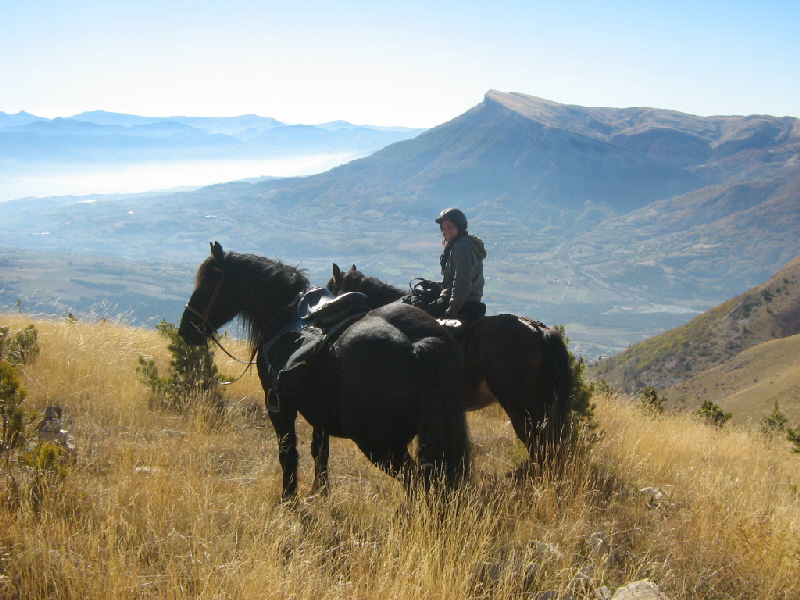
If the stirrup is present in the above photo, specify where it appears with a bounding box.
[266,389,281,413]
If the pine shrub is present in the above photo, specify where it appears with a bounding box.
[137,320,227,412]
[697,400,733,428]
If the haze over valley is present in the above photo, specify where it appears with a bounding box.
[0,110,425,202]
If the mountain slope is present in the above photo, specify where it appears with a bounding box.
[588,255,800,391]
[665,333,800,424]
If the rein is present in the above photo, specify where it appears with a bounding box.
[185,265,307,385]
[184,264,257,384]
[210,333,258,386]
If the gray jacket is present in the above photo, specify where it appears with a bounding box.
[439,234,487,317]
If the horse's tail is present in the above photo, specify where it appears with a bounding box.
[540,326,574,457]
[413,336,470,490]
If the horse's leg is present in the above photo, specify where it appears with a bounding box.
[266,390,300,501]
[503,405,539,462]
[362,444,415,487]
[310,427,330,495]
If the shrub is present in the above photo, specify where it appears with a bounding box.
[697,400,732,428]
[760,401,789,437]
[760,401,800,452]
[788,427,800,454]
[593,379,614,397]
[553,326,602,449]
[19,441,68,512]
[1,360,27,457]
[639,386,665,415]
[1,324,40,366]
[553,325,594,421]
[138,320,228,412]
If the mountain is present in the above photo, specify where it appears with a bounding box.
[1,91,798,358]
[588,256,800,399]
[71,111,285,135]
[0,111,426,164]
[0,111,42,128]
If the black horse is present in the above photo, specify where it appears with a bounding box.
[328,264,573,469]
[179,243,470,500]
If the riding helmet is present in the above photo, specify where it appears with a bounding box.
[435,207,468,232]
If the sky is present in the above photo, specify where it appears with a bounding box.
[2,0,799,128]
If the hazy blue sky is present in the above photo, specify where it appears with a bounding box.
[2,0,798,127]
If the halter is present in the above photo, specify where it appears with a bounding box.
[184,265,226,333]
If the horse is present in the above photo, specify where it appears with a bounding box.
[327,264,574,470]
[179,242,470,500]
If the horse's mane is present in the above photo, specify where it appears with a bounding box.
[349,272,404,308]
[210,252,309,349]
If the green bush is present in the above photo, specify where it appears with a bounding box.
[639,386,665,415]
[760,401,800,452]
[1,360,27,457]
[138,320,228,412]
[553,325,594,422]
[697,400,732,428]
[760,401,789,437]
[1,324,40,366]
[553,326,602,449]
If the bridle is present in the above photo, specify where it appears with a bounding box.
[184,265,226,334]
[184,265,259,381]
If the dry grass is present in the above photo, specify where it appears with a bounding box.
[1,313,799,599]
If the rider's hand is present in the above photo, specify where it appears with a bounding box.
[426,297,447,318]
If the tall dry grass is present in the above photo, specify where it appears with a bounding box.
[1,313,799,599]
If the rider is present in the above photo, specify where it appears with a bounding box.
[425,207,487,323]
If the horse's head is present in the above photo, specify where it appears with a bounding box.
[327,263,363,295]
[179,242,240,345]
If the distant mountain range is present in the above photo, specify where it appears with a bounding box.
[2,91,798,359]
[0,110,426,163]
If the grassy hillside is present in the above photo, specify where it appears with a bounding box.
[665,333,800,424]
[1,313,799,599]
[588,255,800,395]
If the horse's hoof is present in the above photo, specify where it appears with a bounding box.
[279,493,299,506]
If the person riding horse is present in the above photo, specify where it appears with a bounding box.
[424,207,487,324]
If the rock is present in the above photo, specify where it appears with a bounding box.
[611,579,669,600]
[35,406,75,452]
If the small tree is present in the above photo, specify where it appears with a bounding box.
[787,426,800,454]
[553,324,594,421]
[760,401,800,452]
[593,379,614,398]
[639,386,665,415]
[760,401,789,438]
[1,361,27,463]
[4,325,40,366]
[552,325,603,451]
[697,400,733,428]
[138,320,227,412]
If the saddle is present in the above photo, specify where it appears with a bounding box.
[264,288,370,412]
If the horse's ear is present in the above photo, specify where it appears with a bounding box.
[349,264,357,273]
[332,263,342,283]
[210,241,224,262]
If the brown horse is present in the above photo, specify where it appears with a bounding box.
[328,264,574,468]
[179,243,470,500]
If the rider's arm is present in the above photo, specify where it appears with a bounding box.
[444,241,475,317]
